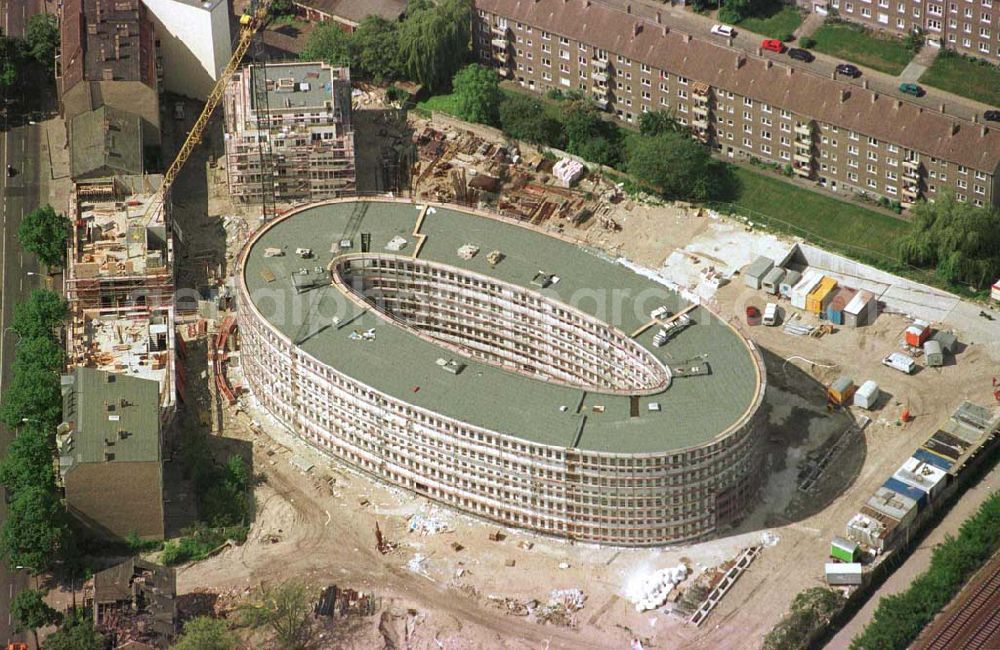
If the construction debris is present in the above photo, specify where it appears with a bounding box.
[629,564,689,612]
[315,585,379,618]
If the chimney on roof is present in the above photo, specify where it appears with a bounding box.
[100,44,106,61]
[862,79,869,90]
[871,92,878,104]
[840,89,850,103]
[972,113,978,123]
[683,33,691,43]
[786,66,793,77]
[765,59,772,69]
[939,102,946,113]
[756,47,762,56]
[662,25,669,36]
[983,126,989,137]
[656,10,662,23]
[735,55,746,69]
[950,122,960,136]
[626,3,632,13]
[634,22,643,37]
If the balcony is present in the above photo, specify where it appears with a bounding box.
[497,67,510,78]
[493,49,508,63]
[902,185,919,200]
[692,81,711,96]
[591,70,608,84]
[794,123,812,136]
[903,169,920,183]
[693,118,709,130]
[491,24,507,36]
[902,158,920,170]
[794,164,813,178]
[693,104,709,117]
[491,37,508,48]
[593,96,609,110]
[591,58,608,70]
[794,151,812,164]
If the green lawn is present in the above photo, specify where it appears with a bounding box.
[727,166,911,261]
[738,5,804,40]
[416,92,462,116]
[810,22,913,75]
[920,51,1000,106]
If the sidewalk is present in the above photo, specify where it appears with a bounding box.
[794,11,825,40]
[898,44,941,83]
[40,116,72,215]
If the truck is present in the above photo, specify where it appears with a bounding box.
[882,352,916,374]
[763,303,778,326]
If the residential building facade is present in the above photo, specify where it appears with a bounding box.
[805,0,1000,65]
[142,0,232,100]
[223,62,357,204]
[59,368,166,540]
[474,0,1000,208]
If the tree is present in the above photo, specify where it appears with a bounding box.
[719,0,752,23]
[18,205,69,269]
[627,132,729,201]
[452,64,501,126]
[398,0,472,92]
[0,362,62,428]
[10,289,67,340]
[10,588,60,649]
[172,616,238,650]
[13,335,65,373]
[498,93,566,148]
[0,426,55,496]
[0,485,71,574]
[24,13,58,71]
[300,21,353,66]
[563,102,623,167]
[42,610,104,650]
[638,110,683,137]
[765,587,844,650]
[897,192,1000,289]
[352,16,404,82]
[238,580,314,650]
[0,30,20,91]
[269,0,296,16]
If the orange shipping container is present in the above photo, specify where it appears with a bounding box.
[806,277,838,314]
[904,320,931,347]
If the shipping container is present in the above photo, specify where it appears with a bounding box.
[882,477,928,509]
[852,380,880,410]
[904,320,931,347]
[991,279,1000,304]
[847,511,887,549]
[828,376,856,406]
[779,269,802,299]
[844,290,877,328]
[743,256,775,290]
[790,271,822,310]
[924,429,970,461]
[761,267,785,295]
[859,505,903,548]
[806,276,838,315]
[924,339,944,367]
[825,288,856,325]
[825,562,863,586]
[931,330,958,354]
[912,447,954,472]
[868,489,919,529]
[895,458,948,500]
[831,536,860,562]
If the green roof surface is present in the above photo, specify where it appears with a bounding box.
[62,367,161,466]
[69,106,143,180]
[243,201,762,454]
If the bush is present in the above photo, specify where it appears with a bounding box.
[765,587,845,650]
[452,63,502,127]
[799,37,816,48]
[498,93,567,148]
[777,32,795,42]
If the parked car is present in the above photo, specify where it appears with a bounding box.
[835,63,862,78]
[761,38,785,53]
[984,110,1000,122]
[788,48,814,62]
[899,83,924,97]
[763,303,779,326]
[746,305,762,326]
[710,24,736,37]
[883,352,917,374]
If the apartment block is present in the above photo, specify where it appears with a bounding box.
[474,0,1000,208]
[66,175,178,420]
[807,0,1000,65]
[223,62,357,204]
[59,368,166,540]
[59,0,162,145]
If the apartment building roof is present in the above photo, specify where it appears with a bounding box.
[249,62,349,112]
[243,200,763,454]
[60,367,161,469]
[478,0,1000,172]
[60,0,157,94]
[294,0,408,24]
[70,106,144,180]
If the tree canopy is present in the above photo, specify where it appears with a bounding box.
[11,588,60,648]
[764,587,844,650]
[238,580,314,649]
[300,21,352,66]
[0,426,55,496]
[13,334,65,373]
[638,110,684,137]
[0,362,63,428]
[24,13,58,71]
[627,131,732,201]
[10,289,66,340]
[452,64,501,127]
[398,0,472,92]
[172,616,238,650]
[497,93,566,148]
[897,192,1000,289]
[0,485,72,574]
[562,102,623,168]
[18,205,69,269]
[41,610,104,650]
[0,29,21,90]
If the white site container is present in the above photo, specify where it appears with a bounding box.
[853,380,880,410]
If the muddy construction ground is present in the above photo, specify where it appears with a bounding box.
[162,111,1000,649]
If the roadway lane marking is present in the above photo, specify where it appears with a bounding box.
[0,114,8,388]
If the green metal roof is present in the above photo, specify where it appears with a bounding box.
[69,106,143,180]
[61,367,161,466]
[242,201,762,454]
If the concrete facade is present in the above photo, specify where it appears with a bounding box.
[142,0,232,100]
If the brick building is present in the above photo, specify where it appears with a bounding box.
[223,61,357,204]
[474,0,1000,208]
[804,0,1000,66]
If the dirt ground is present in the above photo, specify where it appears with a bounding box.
[165,111,1000,649]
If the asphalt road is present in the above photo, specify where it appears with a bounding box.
[0,0,50,643]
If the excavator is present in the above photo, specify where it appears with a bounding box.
[143,0,273,222]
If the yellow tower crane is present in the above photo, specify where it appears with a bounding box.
[144,0,272,221]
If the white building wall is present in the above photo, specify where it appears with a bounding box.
[142,0,232,100]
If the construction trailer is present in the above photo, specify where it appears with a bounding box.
[825,562,863,586]
[778,269,802,299]
[743,256,774,290]
[853,380,880,410]
[905,320,932,347]
[806,276,838,315]
[931,330,958,355]
[761,267,785,295]
[924,339,944,367]
[844,290,877,328]
[828,376,856,406]
[830,536,860,562]
[825,287,856,325]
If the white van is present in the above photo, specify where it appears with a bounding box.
[882,352,916,374]
[763,303,778,326]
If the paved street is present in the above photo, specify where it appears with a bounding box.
[0,0,52,643]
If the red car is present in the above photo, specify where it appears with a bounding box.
[746,306,762,326]
[761,39,786,53]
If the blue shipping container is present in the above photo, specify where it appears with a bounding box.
[912,448,953,472]
[883,477,928,509]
